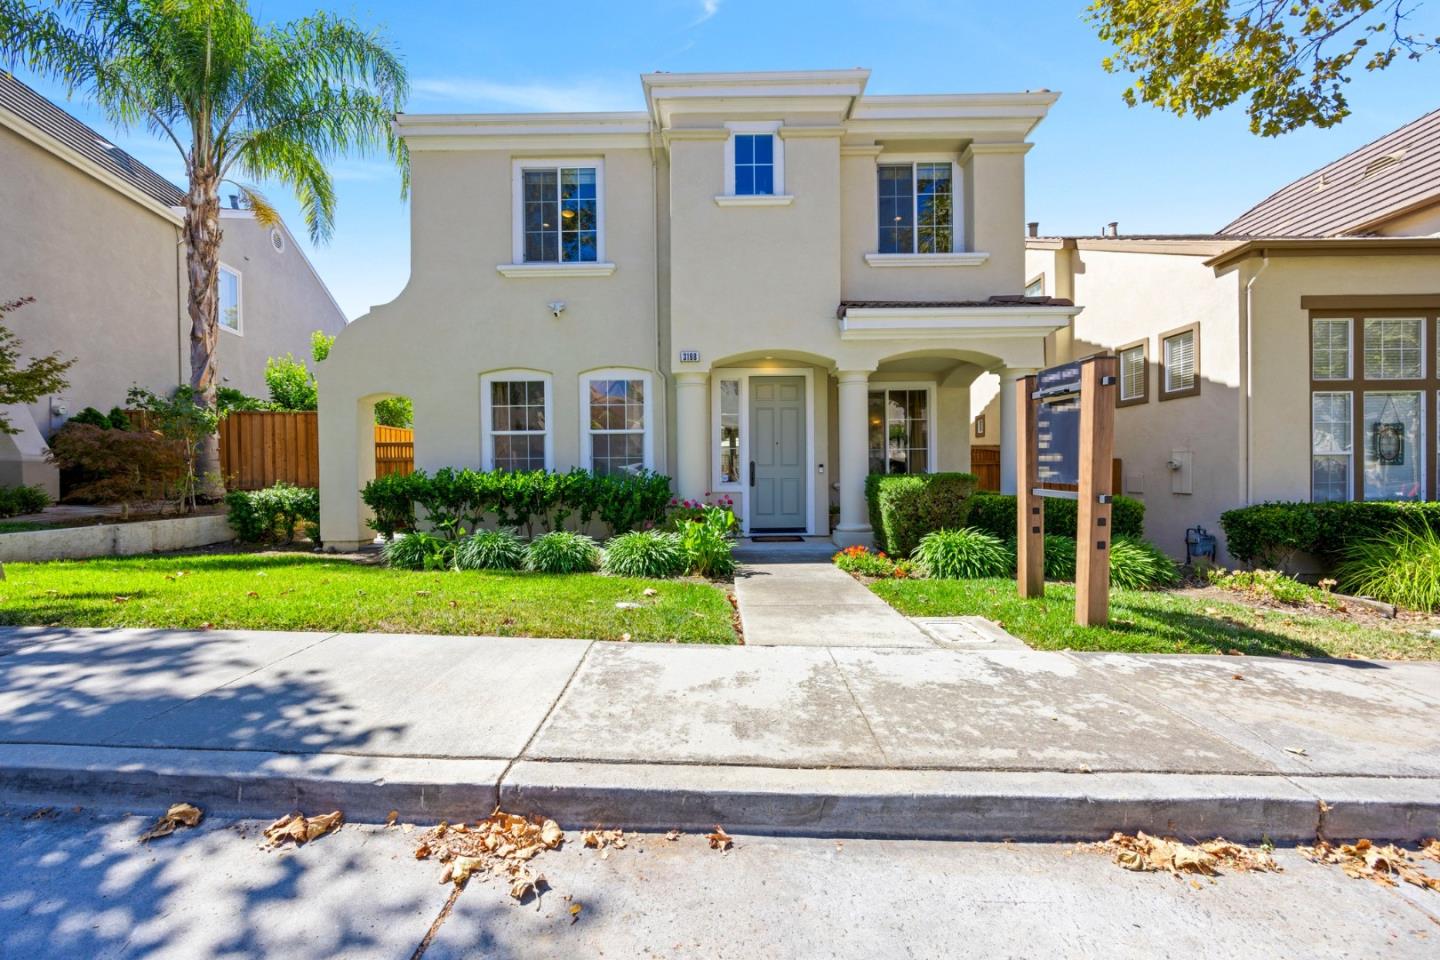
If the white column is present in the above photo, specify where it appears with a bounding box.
[833,369,873,547]
[318,394,377,551]
[673,372,710,501]
[998,368,1035,495]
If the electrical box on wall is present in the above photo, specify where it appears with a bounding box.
[1168,449,1193,495]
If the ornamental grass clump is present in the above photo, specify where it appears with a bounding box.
[602,530,689,579]
[1107,538,1181,590]
[452,530,527,571]
[1336,519,1440,612]
[525,531,601,574]
[381,531,454,571]
[912,528,1012,580]
[1043,534,1077,581]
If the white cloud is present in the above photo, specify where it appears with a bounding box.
[410,77,640,113]
[690,0,722,26]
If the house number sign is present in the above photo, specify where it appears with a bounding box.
[679,350,701,363]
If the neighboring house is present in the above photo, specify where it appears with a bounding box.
[0,73,347,496]
[1017,107,1440,563]
[318,69,1076,548]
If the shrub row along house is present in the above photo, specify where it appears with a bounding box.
[319,69,1078,549]
[0,73,346,499]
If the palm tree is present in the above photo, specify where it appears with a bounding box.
[0,0,407,495]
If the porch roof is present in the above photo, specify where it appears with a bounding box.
[835,295,1074,318]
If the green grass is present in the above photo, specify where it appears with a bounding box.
[0,553,737,643]
[869,577,1440,660]
[0,521,52,533]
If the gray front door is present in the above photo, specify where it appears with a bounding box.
[749,376,806,530]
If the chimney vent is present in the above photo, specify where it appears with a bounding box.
[1026,221,1039,238]
[228,194,241,210]
[1105,221,1119,238]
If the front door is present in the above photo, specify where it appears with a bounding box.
[749,376,806,530]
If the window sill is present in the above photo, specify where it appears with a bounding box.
[713,194,795,207]
[220,324,243,337]
[864,252,990,268]
[496,262,617,278]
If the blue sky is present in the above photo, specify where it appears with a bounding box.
[14,0,1439,318]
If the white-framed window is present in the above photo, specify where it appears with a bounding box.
[579,368,653,476]
[717,378,741,484]
[1311,391,1353,503]
[877,161,955,254]
[1311,317,1352,380]
[1363,390,1425,501]
[1024,275,1045,297]
[218,264,242,334]
[1362,316,1424,380]
[867,384,935,474]
[512,158,604,265]
[722,121,785,197]
[1160,324,1199,399]
[1118,341,1148,404]
[480,371,553,472]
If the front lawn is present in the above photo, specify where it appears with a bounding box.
[869,578,1440,660]
[0,553,737,643]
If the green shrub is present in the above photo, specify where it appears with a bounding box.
[601,530,688,578]
[0,484,50,518]
[1207,568,1336,607]
[1042,534,1077,581]
[264,353,318,411]
[1335,519,1440,612]
[105,406,131,430]
[865,472,978,557]
[592,470,674,535]
[224,483,320,543]
[1219,500,1440,568]
[453,530,526,571]
[833,545,898,578]
[679,505,736,578]
[966,492,1145,541]
[67,406,113,429]
[216,386,267,414]
[526,531,601,573]
[1108,538,1181,590]
[361,471,423,539]
[912,528,1013,579]
[381,531,454,571]
[1217,502,1321,569]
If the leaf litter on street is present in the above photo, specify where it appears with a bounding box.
[262,810,343,848]
[1087,832,1281,879]
[1300,838,1440,893]
[414,809,565,903]
[139,802,203,842]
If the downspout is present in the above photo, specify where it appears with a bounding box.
[648,122,669,474]
[1241,254,1270,505]
[175,223,186,385]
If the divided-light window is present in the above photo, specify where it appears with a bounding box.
[877,163,954,254]
[522,166,597,263]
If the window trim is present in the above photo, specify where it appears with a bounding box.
[721,121,785,199]
[507,157,608,271]
[1116,338,1149,407]
[480,369,554,472]
[1024,274,1046,297]
[218,263,243,336]
[1158,322,1200,401]
[578,367,654,475]
[1310,389,1354,503]
[866,380,939,476]
[1361,314,1427,382]
[1310,316,1354,381]
[872,154,962,257]
[707,367,817,537]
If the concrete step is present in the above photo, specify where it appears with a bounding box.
[4,744,1436,843]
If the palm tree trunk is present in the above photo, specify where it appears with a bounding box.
[184,169,226,501]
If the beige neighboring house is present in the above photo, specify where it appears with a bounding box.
[319,69,1077,548]
[0,73,347,497]
[1014,107,1440,563]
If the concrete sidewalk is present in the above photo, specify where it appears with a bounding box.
[1,627,1437,841]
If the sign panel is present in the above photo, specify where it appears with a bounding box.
[1036,395,1080,486]
[1035,361,1082,398]
[678,350,701,363]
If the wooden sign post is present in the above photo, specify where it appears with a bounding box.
[1015,355,1118,626]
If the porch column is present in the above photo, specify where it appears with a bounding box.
[673,372,710,501]
[998,368,1035,495]
[833,369,873,548]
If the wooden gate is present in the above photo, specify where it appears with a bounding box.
[971,446,1001,491]
[218,412,414,489]
[373,424,415,478]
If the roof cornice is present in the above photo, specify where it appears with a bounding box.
[1205,236,1440,269]
[395,112,652,151]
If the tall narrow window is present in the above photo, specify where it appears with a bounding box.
[733,134,774,196]
[522,165,597,263]
[1117,340,1148,406]
[1311,391,1352,502]
[876,163,954,254]
[1363,391,1423,501]
[481,372,552,472]
[867,387,930,474]
[1160,324,1199,399]
[218,265,241,333]
[718,380,740,484]
[583,371,651,476]
[1311,318,1351,380]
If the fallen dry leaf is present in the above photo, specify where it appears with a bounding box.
[112,595,130,603]
[581,828,628,852]
[1301,839,1440,893]
[139,802,203,842]
[1088,832,1280,878]
[386,810,400,827]
[569,902,583,924]
[263,810,343,848]
[417,810,566,893]
[642,588,659,597]
[706,825,734,851]
[1284,746,1309,757]
[664,829,682,842]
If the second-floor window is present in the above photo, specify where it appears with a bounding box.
[521,164,598,263]
[878,162,954,254]
[734,134,774,195]
[218,264,242,334]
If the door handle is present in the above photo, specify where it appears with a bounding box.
[749,460,756,487]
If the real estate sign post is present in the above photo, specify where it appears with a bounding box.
[1016,356,1118,625]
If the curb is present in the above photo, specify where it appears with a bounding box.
[3,745,1437,842]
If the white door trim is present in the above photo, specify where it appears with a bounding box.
[709,367,816,536]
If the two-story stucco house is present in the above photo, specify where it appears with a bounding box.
[0,72,347,496]
[318,69,1076,549]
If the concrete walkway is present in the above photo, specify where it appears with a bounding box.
[732,539,932,646]
[1,626,1438,842]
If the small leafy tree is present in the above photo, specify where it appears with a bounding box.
[264,353,318,410]
[126,385,220,512]
[1088,0,1438,135]
[47,422,186,514]
[0,296,73,434]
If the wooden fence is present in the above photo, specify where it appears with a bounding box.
[219,411,413,490]
[968,446,1122,496]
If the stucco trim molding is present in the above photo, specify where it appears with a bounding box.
[864,252,990,268]
[1300,293,1440,311]
[839,306,1077,341]
[713,194,796,207]
[496,262,618,278]
[778,126,845,139]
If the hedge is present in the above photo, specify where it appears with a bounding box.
[1220,500,1440,567]
[0,484,50,519]
[226,483,319,543]
[865,472,978,557]
[965,491,1145,541]
[360,467,673,540]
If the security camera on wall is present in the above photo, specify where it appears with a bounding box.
[548,301,566,318]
